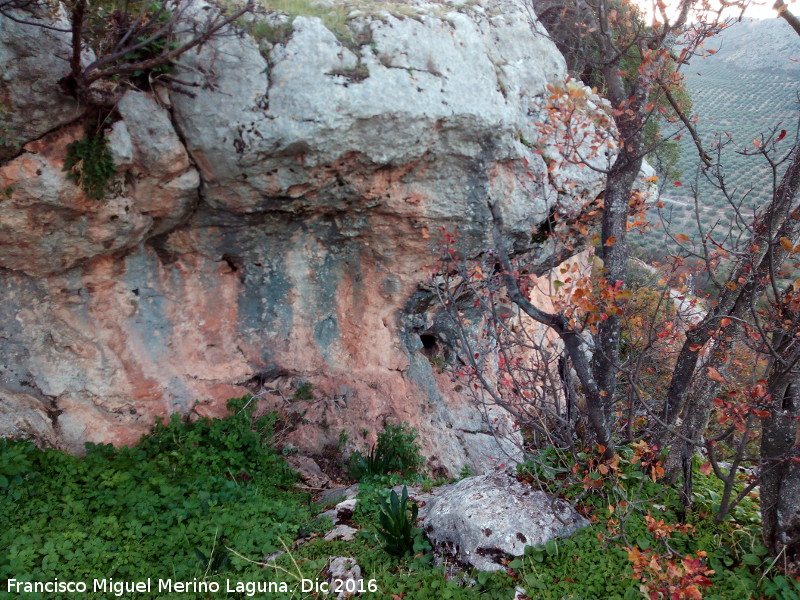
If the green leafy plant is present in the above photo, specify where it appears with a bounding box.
[293,380,314,400]
[63,131,116,200]
[337,429,349,452]
[376,423,424,474]
[376,486,424,557]
[348,422,424,480]
[0,396,311,597]
[348,444,394,480]
[194,532,230,575]
[326,63,370,83]
[0,438,37,500]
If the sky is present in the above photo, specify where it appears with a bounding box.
[636,0,798,23]
[742,0,797,19]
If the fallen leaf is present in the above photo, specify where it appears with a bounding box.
[708,367,727,384]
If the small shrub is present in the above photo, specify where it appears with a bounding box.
[63,131,116,200]
[348,444,394,480]
[249,19,294,45]
[376,423,424,474]
[293,380,314,400]
[337,429,349,452]
[376,486,425,557]
[348,422,424,480]
[326,63,370,83]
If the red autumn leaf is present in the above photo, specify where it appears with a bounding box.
[708,367,727,384]
[673,180,683,186]
[699,462,712,475]
[776,129,787,143]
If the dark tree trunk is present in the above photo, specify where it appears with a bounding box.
[761,380,800,576]
[761,282,800,575]
[662,336,733,481]
[593,147,643,427]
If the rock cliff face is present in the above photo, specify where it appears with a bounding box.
[0,0,617,474]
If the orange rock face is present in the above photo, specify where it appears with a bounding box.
[0,1,632,473]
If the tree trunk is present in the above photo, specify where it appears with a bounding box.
[593,148,643,427]
[761,282,800,575]
[761,380,800,576]
[662,336,733,481]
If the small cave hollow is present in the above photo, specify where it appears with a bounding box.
[420,333,438,357]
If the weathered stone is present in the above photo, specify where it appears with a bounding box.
[0,1,639,473]
[423,472,589,571]
[327,557,362,600]
[0,3,84,161]
[286,455,332,489]
[316,484,360,507]
[324,524,359,542]
[332,498,359,522]
[0,89,198,278]
[0,123,153,277]
[0,391,58,447]
[171,0,573,240]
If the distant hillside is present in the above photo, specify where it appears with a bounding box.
[699,16,800,73]
[633,17,800,263]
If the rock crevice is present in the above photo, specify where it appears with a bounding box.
[0,0,627,473]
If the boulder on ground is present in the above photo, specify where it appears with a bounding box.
[423,472,588,571]
[327,556,362,599]
[285,455,332,489]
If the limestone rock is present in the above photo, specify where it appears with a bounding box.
[317,485,360,507]
[0,391,59,447]
[286,455,332,489]
[327,498,359,524]
[324,524,359,542]
[0,124,153,277]
[327,557,363,600]
[115,91,200,234]
[0,3,84,161]
[0,1,617,473]
[170,0,576,241]
[423,472,589,571]
[0,90,198,278]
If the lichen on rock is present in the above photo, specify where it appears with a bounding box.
[0,0,616,473]
[423,472,589,571]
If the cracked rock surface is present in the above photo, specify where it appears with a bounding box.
[422,472,588,571]
[0,1,646,472]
